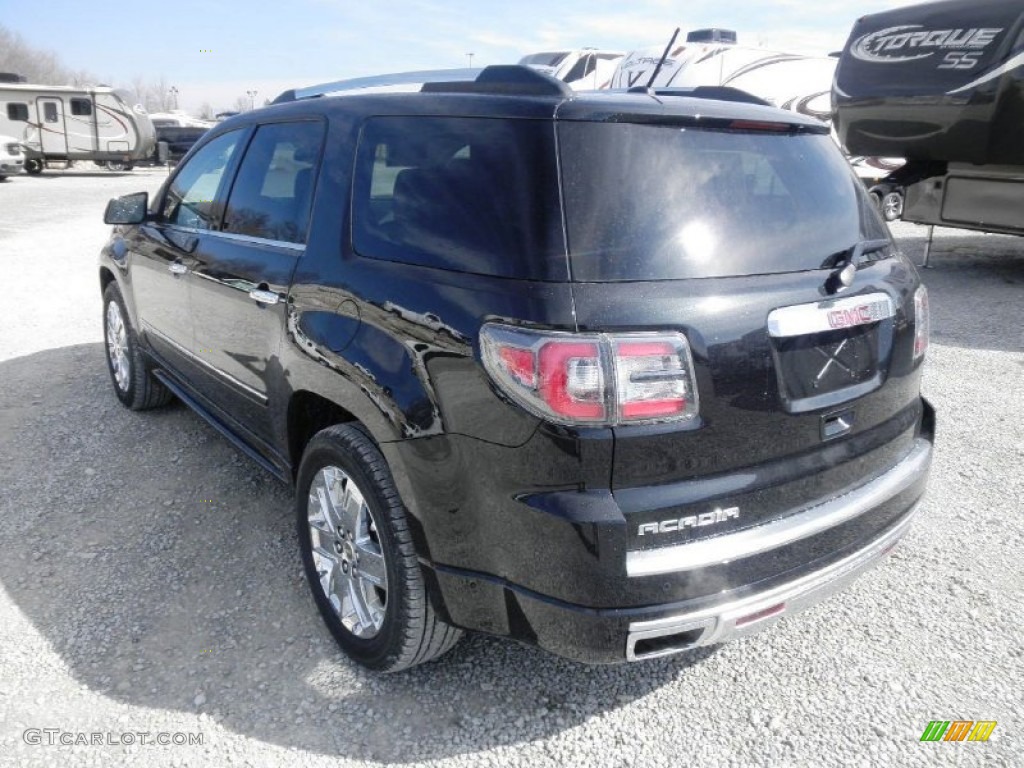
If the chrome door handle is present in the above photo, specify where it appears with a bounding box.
[249,288,280,305]
[168,261,188,275]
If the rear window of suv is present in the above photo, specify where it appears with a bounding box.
[558,121,888,281]
[352,116,567,280]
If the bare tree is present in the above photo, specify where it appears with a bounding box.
[150,74,174,113]
[129,74,149,107]
[198,102,214,120]
[233,96,251,113]
[0,24,95,85]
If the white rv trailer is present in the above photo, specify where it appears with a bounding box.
[518,49,625,90]
[610,29,835,121]
[0,82,155,174]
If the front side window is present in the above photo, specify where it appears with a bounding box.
[222,120,324,244]
[6,103,28,121]
[70,98,92,116]
[43,102,58,123]
[352,116,566,280]
[160,130,241,229]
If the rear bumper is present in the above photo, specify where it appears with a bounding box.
[625,499,918,660]
[627,438,931,578]
[426,420,933,663]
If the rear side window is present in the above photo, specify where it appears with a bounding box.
[223,121,324,245]
[6,103,28,121]
[70,98,92,116]
[559,122,888,280]
[160,130,241,229]
[352,116,567,280]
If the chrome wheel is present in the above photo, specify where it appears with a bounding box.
[307,465,388,639]
[882,191,903,222]
[105,300,130,392]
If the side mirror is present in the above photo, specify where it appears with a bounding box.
[104,192,149,225]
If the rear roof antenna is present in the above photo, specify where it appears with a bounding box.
[646,27,681,90]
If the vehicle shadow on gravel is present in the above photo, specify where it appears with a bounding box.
[0,343,713,762]
[895,233,1024,354]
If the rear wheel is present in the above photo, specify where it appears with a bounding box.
[297,424,461,671]
[102,283,173,410]
[105,160,128,172]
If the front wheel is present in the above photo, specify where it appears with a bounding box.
[102,283,174,410]
[296,424,462,672]
[104,160,127,172]
[24,159,43,175]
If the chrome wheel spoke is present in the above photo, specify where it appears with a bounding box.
[340,482,365,534]
[355,544,386,587]
[346,578,373,633]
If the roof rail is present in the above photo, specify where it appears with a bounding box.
[626,84,771,107]
[272,69,481,104]
[272,65,571,104]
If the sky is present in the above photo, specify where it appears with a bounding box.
[0,0,910,114]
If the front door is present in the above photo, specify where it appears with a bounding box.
[132,129,245,375]
[36,98,67,155]
[189,119,325,444]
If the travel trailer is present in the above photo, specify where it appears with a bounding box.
[610,29,836,121]
[518,49,624,90]
[0,81,155,174]
[834,0,1024,237]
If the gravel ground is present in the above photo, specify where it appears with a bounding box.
[0,168,1021,767]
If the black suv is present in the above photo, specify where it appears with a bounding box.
[100,66,934,671]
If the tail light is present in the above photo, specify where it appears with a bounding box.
[480,324,699,426]
[913,285,929,360]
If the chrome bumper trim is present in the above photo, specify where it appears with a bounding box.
[626,501,920,661]
[626,439,931,578]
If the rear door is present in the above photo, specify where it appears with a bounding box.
[188,119,325,444]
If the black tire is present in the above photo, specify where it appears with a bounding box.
[104,160,127,172]
[24,159,43,175]
[102,283,174,410]
[296,423,462,672]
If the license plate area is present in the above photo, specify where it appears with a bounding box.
[767,293,895,413]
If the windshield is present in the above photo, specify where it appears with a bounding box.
[559,122,888,281]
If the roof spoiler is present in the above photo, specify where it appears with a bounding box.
[272,65,573,104]
[626,85,771,107]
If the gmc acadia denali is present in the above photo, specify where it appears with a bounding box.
[99,66,934,671]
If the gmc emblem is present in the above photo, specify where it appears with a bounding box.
[827,300,889,329]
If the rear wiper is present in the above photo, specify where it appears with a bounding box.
[823,238,891,294]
